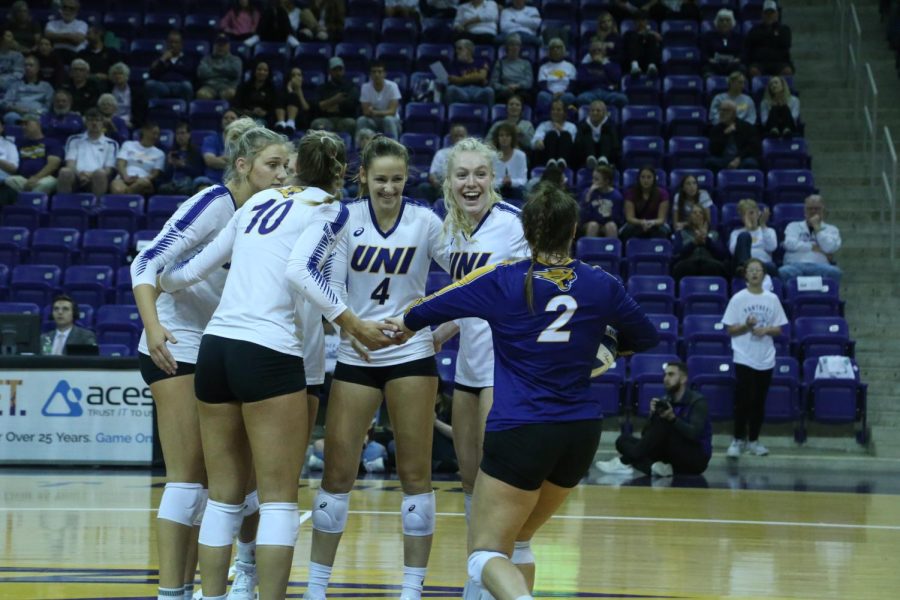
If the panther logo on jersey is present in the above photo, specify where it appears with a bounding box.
[533,267,577,291]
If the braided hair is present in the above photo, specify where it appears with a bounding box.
[521,183,579,311]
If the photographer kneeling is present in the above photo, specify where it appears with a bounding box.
[596,361,712,477]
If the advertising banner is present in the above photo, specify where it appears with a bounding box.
[0,369,153,464]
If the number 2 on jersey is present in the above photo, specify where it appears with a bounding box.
[538,295,577,342]
[245,199,293,235]
[371,277,391,305]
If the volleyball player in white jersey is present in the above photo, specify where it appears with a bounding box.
[302,136,450,600]
[430,138,529,598]
[159,131,399,600]
[131,119,289,600]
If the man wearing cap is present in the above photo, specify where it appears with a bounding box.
[489,33,534,104]
[57,107,118,196]
[1,55,54,126]
[196,33,242,102]
[2,113,61,194]
[744,0,793,77]
[310,57,359,134]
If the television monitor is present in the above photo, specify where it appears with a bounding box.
[0,313,42,355]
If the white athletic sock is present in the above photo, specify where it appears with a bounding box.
[158,586,184,599]
[401,565,427,599]
[182,583,194,600]
[203,595,226,600]
[514,596,533,600]
[306,561,333,598]
[236,538,256,564]
[464,493,472,525]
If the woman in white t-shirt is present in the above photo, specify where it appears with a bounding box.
[721,258,788,458]
[491,121,527,202]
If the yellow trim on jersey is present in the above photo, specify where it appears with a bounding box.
[274,185,336,205]
[404,259,521,315]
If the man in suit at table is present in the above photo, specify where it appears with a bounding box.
[40,294,97,355]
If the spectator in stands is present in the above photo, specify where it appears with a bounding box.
[107,63,134,128]
[158,121,206,195]
[0,120,19,189]
[779,194,843,282]
[43,0,88,64]
[5,1,41,53]
[573,100,621,170]
[422,0,459,20]
[745,0,793,77]
[233,60,280,127]
[110,121,166,196]
[672,174,713,231]
[491,122,527,201]
[145,30,196,102]
[62,58,102,115]
[386,0,421,19]
[2,113,61,194]
[575,40,628,109]
[40,295,97,356]
[57,108,118,196]
[356,61,402,139]
[619,165,671,241]
[310,57,359,134]
[591,11,621,63]
[419,122,467,203]
[445,38,494,106]
[78,24,118,83]
[489,33,534,105]
[298,0,345,43]
[536,38,577,114]
[612,0,700,23]
[220,0,261,43]
[622,10,662,76]
[276,67,312,134]
[672,204,729,279]
[580,164,622,238]
[41,89,82,140]
[486,94,534,151]
[0,30,24,94]
[255,0,303,47]
[729,198,778,277]
[723,257,788,458]
[200,108,239,184]
[596,361,711,478]
[498,0,541,46]
[1,55,53,126]
[701,8,743,77]
[453,0,499,45]
[35,36,66,88]
[760,76,800,138]
[195,33,242,103]
[97,94,129,144]
[710,71,756,125]
[532,98,577,168]
[706,100,761,171]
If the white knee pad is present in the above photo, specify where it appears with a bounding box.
[311,489,350,534]
[157,482,205,526]
[401,491,436,537]
[198,499,243,547]
[467,550,508,586]
[256,502,301,547]
[511,540,534,565]
[192,488,209,527]
[242,490,259,517]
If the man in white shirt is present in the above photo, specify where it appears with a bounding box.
[779,194,843,282]
[453,0,499,45]
[43,0,88,63]
[40,295,97,356]
[356,61,402,139]
[0,120,20,185]
[498,0,541,46]
[57,107,118,196]
[110,121,166,196]
[416,123,467,204]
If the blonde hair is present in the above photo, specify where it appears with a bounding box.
[223,119,288,184]
[737,198,758,216]
[441,137,502,241]
[763,75,793,105]
[293,130,347,194]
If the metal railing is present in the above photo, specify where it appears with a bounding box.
[882,127,897,261]
[862,63,879,185]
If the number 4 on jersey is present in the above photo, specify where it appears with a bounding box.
[371,277,391,305]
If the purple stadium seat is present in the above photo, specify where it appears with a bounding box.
[103,12,142,39]
[0,301,40,315]
[682,314,730,356]
[766,169,816,205]
[10,264,61,306]
[667,136,710,170]
[63,265,114,309]
[630,353,680,417]
[665,105,707,138]
[704,74,730,104]
[662,46,701,76]
[622,136,665,170]
[447,103,490,137]
[48,193,96,231]
[99,343,132,357]
[381,17,419,43]
[771,202,805,233]
[0,227,30,267]
[130,39,166,68]
[404,102,445,135]
[622,105,664,137]
[336,42,374,72]
[663,75,705,108]
[802,357,867,427]
[147,98,188,130]
[575,238,622,275]
[375,42,415,73]
[699,0,736,21]
[794,317,852,361]
[253,41,290,70]
[765,356,802,423]
[96,195,145,233]
[1,192,49,229]
[415,43,454,71]
[627,276,676,315]
[81,229,130,267]
[621,19,659,35]
[626,238,673,277]
[669,169,715,195]
[116,265,135,305]
[687,355,736,420]
[189,100,230,131]
[293,42,332,72]
[95,304,143,351]
[435,349,457,391]
[0,263,7,298]
[589,358,626,419]
[646,313,679,354]
[785,277,842,318]
[143,13,181,38]
[183,14,219,38]
[661,20,700,47]
[30,228,80,268]
[679,276,729,316]
[400,133,440,170]
[716,169,765,204]
[146,195,186,230]
[763,138,811,170]
[621,75,661,106]
[347,0,381,19]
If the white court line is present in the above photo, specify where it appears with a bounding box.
[2,506,899,532]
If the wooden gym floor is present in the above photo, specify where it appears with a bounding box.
[1,459,899,599]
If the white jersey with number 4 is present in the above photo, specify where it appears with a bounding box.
[446,201,529,388]
[330,197,450,366]
[160,186,350,357]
